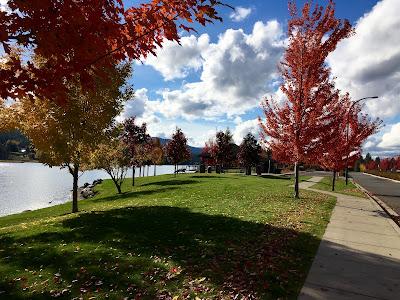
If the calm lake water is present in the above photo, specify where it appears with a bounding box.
[0,162,180,217]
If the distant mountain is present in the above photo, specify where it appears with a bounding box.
[157,137,203,164]
[0,131,204,164]
[0,130,33,160]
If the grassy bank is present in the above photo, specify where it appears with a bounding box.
[313,176,366,198]
[0,174,335,299]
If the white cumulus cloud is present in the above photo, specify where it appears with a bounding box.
[144,20,285,120]
[0,0,9,12]
[117,88,160,125]
[232,119,260,145]
[144,34,210,81]
[328,0,400,120]
[378,123,400,150]
[230,6,252,22]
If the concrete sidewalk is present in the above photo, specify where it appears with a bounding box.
[298,177,400,300]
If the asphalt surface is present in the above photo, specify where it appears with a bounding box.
[351,172,400,215]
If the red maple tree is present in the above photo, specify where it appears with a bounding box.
[365,160,377,171]
[379,158,391,172]
[0,0,227,103]
[259,0,353,198]
[319,95,381,190]
[201,139,217,166]
[395,157,400,171]
[215,129,236,171]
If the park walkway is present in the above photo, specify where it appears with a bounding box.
[298,177,400,300]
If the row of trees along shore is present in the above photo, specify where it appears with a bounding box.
[0,0,385,211]
[0,0,225,214]
[1,75,193,212]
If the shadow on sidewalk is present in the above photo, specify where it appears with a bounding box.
[300,239,400,299]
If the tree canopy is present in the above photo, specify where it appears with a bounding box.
[122,117,152,186]
[0,0,227,103]
[165,128,191,175]
[237,133,261,171]
[1,63,133,212]
[259,0,353,198]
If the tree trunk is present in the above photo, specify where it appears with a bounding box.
[332,170,337,191]
[112,178,122,194]
[294,162,300,199]
[246,165,251,176]
[116,182,122,194]
[147,165,149,177]
[174,164,177,177]
[132,167,135,186]
[154,165,156,176]
[139,166,141,177]
[72,165,79,213]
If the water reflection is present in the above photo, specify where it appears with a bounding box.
[0,163,176,216]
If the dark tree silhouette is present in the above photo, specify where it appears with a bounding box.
[237,133,261,175]
[165,128,191,176]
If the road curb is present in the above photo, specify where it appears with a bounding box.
[353,180,400,228]
[362,172,400,183]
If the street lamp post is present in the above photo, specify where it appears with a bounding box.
[345,96,379,185]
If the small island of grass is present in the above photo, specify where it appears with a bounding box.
[312,176,367,198]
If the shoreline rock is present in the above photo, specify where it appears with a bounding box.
[78,179,103,200]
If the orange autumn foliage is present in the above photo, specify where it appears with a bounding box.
[0,0,227,103]
[259,0,353,197]
[318,95,382,172]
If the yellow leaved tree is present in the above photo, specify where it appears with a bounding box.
[90,131,131,194]
[1,64,133,213]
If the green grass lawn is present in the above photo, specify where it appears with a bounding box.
[0,174,335,299]
[312,176,366,198]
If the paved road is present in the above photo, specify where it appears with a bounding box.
[351,172,400,215]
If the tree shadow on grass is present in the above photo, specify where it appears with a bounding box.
[0,206,322,299]
[260,175,291,180]
[190,175,238,179]
[140,179,199,187]
[91,187,178,203]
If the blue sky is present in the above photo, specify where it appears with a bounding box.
[120,0,400,157]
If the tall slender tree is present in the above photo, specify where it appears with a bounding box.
[122,117,151,186]
[201,139,218,167]
[150,138,165,176]
[259,0,353,198]
[165,128,191,176]
[319,96,381,191]
[215,129,235,172]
